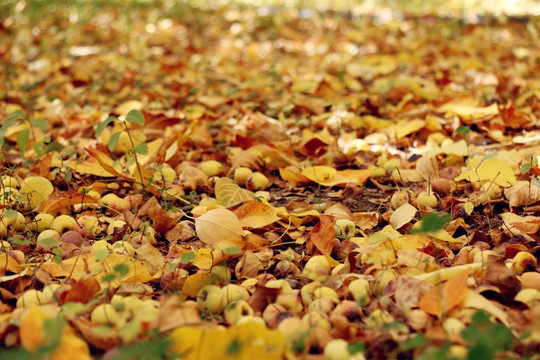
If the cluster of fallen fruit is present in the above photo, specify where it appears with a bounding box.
[2,2,540,359]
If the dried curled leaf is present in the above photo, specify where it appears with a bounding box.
[504,181,540,208]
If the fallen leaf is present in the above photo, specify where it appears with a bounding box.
[215,177,254,207]
[455,157,517,187]
[418,270,469,317]
[232,200,281,228]
[504,181,540,207]
[195,208,244,245]
[307,214,336,255]
[39,191,98,215]
[389,203,418,229]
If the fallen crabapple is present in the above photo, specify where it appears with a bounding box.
[36,229,61,251]
[16,289,45,308]
[107,220,127,235]
[302,311,331,331]
[224,300,254,325]
[334,219,356,239]
[442,317,465,335]
[153,165,177,184]
[245,172,270,191]
[91,240,112,253]
[485,182,502,200]
[406,309,431,331]
[31,213,54,232]
[277,317,310,345]
[1,175,18,188]
[514,288,540,307]
[236,315,266,327]
[211,265,232,284]
[415,192,438,208]
[51,215,77,234]
[265,279,293,294]
[365,309,394,329]
[390,191,409,210]
[431,178,453,196]
[262,303,290,328]
[512,251,537,275]
[303,255,331,281]
[0,240,11,251]
[372,268,398,295]
[276,293,303,315]
[197,285,225,314]
[100,193,130,211]
[222,284,250,304]
[7,249,25,264]
[323,338,350,360]
[76,215,100,236]
[233,167,253,186]
[308,297,337,314]
[521,272,540,291]
[60,231,84,247]
[347,279,371,305]
[41,284,61,303]
[91,303,123,326]
[198,160,224,177]
[301,281,322,306]
[313,286,339,301]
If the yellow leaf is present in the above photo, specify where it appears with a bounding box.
[115,100,143,117]
[426,139,469,157]
[40,253,153,284]
[183,104,206,120]
[455,157,516,187]
[439,102,498,119]
[386,119,425,139]
[19,306,50,352]
[232,200,281,228]
[0,252,22,274]
[181,273,215,297]
[389,203,418,229]
[301,166,337,183]
[195,208,244,245]
[301,166,370,186]
[215,177,255,207]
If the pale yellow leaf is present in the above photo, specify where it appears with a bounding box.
[232,200,280,228]
[455,157,516,187]
[504,181,540,207]
[389,203,418,229]
[195,208,244,244]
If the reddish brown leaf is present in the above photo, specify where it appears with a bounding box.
[39,191,98,215]
[307,215,336,256]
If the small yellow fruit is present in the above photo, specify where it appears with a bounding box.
[262,303,287,328]
[348,279,371,305]
[390,191,409,210]
[515,288,540,307]
[313,287,339,301]
[211,265,232,284]
[334,219,356,239]
[265,279,293,294]
[41,284,61,303]
[222,284,250,304]
[277,317,309,345]
[31,213,54,232]
[416,192,438,208]
[302,311,331,331]
[521,272,540,291]
[323,338,350,360]
[198,160,224,177]
[51,215,77,234]
[1,176,18,188]
[301,281,321,306]
[91,240,112,253]
[16,289,44,308]
[197,285,225,314]
[512,252,537,275]
[91,304,121,325]
[372,269,398,295]
[366,309,394,329]
[443,318,465,335]
[36,229,61,251]
[233,167,253,186]
[303,256,331,281]
[245,172,270,191]
[276,293,303,315]
[100,193,130,211]
[224,300,254,325]
[77,215,100,236]
[236,315,266,327]
[485,182,502,200]
[383,158,401,172]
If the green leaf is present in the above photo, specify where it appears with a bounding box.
[6,109,25,123]
[8,236,32,246]
[108,131,122,152]
[95,248,111,261]
[126,110,145,125]
[3,209,18,219]
[410,213,450,234]
[181,251,196,264]
[17,129,29,152]
[114,263,130,276]
[348,342,365,354]
[520,163,532,174]
[456,126,470,135]
[133,142,148,155]
[95,116,116,137]
[224,246,242,255]
[399,334,426,351]
[39,237,60,247]
[102,274,117,282]
[31,119,48,132]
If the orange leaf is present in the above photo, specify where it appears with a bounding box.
[418,270,469,317]
[19,306,50,352]
[39,191,98,215]
[232,200,280,228]
[307,215,336,255]
[59,277,100,304]
[85,148,132,181]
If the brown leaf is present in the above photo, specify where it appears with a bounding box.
[158,295,201,332]
[235,250,263,279]
[59,277,100,304]
[484,255,522,301]
[148,200,178,234]
[307,215,336,256]
[165,221,196,243]
[394,276,433,310]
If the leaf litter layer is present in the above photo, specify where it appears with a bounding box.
[1,2,540,359]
